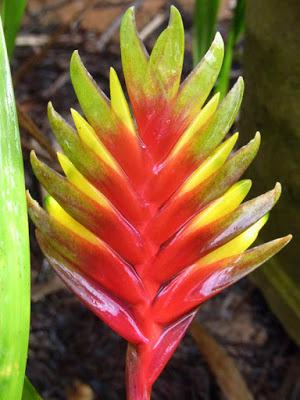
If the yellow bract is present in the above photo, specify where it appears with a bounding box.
[57,152,110,209]
[110,67,136,134]
[45,196,100,245]
[186,179,252,234]
[180,132,238,194]
[197,214,269,266]
[170,93,220,158]
[71,109,120,172]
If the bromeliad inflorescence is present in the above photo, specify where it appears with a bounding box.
[27,6,291,400]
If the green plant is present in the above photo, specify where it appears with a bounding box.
[27,7,291,399]
[0,0,27,59]
[0,15,30,399]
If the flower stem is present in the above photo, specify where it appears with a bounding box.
[126,343,152,400]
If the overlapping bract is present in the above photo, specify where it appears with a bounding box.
[27,6,291,398]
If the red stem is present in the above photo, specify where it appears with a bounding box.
[126,343,152,400]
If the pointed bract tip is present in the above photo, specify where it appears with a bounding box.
[262,212,270,225]
[242,179,253,191]
[70,108,86,130]
[70,50,83,73]
[237,76,244,91]
[225,131,239,149]
[26,190,38,208]
[237,76,244,84]
[70,107,78,118]
[245,132,261,153]
[274,182,282,202]
[225,76,244,100]
[71,49,79,60]
[29,149,37,161]
[26,189,33,202]
[170,4,180,13]
[30,150,41,172]
[26,190,32,204]
[120,7,136,36]
[169,5,182,24]
[211,91,220,105]
[248,131,261,150]
[122,6,135,23]
[214,32,224,49]
[231,131,239,142]
[273,234,293,251]
[47,101,56,118]
[255,130,261,140]
[109,66,118,84]
[56,151,64,163]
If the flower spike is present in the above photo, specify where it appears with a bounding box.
[28,7,291,400]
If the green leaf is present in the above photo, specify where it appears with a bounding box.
[120,6,148,99]
[0,16,30,399]
[193,0,220,65]
[148,6,184,99]
[215,0,245,98]
[70,51,114,133]
[176,32,224,118]
[22,377,41,400]
[0,0,26,60]
[192,77,244,160]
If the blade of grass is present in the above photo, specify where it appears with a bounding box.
[215,0,245,98]
[22,377,41,400]
[193,0,220,66]
[0,15,30,399]
[0,0,27,59]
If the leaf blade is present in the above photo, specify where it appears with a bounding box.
[0,16,30,399]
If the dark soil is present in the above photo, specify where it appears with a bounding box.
[14,1,299,399]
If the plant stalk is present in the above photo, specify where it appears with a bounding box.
[126,344,152,400]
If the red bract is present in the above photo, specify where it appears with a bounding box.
[27,7,291,399]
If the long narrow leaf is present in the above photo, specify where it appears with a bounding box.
[193,0,220,65]
[0,16,30,399]
[215,0,245,98]
[0,0,27,59]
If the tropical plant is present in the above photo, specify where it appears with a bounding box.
[0,15,30,400]
[27,7,291,399]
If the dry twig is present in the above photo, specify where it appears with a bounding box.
[31,275,64,303]
[139,13,167,41]
[190,320,254,400]
[17,104,56,160]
